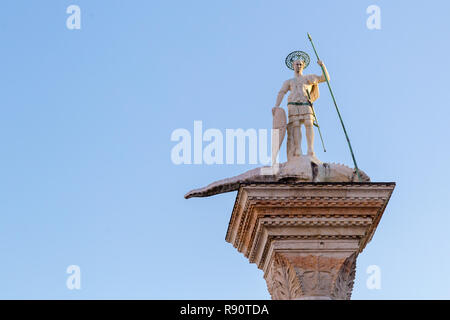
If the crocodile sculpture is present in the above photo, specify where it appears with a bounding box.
[185,156,370,199]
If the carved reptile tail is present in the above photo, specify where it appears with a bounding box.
[184,166,277,199]
[185,162,370,199]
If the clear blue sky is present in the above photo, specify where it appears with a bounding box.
[0,0,449,299]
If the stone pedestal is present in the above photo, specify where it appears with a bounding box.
[225,182,395,300]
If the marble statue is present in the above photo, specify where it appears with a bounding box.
[272,56,329,163]
[185,50,369,200]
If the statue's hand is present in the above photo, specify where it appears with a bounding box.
[317,60,324,66]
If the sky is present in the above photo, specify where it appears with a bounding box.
[0,0,449,299]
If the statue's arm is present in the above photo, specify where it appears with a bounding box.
[317,60,330,83]
[274,80,290,108]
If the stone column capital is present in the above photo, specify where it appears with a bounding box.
[225,182,395,300]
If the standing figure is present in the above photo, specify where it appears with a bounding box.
[272,51,330,163]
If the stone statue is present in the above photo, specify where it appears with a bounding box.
[272,53,330,164]
[185,50,369,199]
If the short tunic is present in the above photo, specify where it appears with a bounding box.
[288,104,314,122]
[278,74,322,122]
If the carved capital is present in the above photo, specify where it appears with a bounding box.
[264,252,357,300]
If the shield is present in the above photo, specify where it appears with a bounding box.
[272,107,287,164]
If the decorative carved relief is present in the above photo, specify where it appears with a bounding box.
[331,253,357,300]
[265,253,357,300]
[265,254,303,300]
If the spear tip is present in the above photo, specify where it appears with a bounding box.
[307,32,312,40]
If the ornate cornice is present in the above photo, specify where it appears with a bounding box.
[227,183,394,254]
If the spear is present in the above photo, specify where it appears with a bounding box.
[307,32,362,182]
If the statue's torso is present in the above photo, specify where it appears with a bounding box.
[287,75,314,103]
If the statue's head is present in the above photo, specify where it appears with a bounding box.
[285,51,310,74]
[293,59,305,74]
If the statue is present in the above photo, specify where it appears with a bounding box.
[271,51,330,164]
[185,37,369,199]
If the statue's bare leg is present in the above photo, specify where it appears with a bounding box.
[286,123,293,161]
[293,121,302,157]
[305,119,315,156]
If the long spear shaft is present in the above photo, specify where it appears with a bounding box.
[307,32,362,182]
